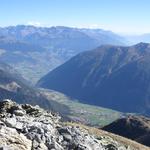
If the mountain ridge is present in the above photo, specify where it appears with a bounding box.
[102,115,150,147]
[37,42,150,115]
[0,25,127,83]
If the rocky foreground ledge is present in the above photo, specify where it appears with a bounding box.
[0,99,148,150]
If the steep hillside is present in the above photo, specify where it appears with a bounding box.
[102,115,150,147]
[0,61,58,110]
[0,25,127,83]
[0,61,122,126]
[37,43,150,115]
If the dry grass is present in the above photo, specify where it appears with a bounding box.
[64,122,150,150]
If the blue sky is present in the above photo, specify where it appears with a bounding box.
[1,0,150,34]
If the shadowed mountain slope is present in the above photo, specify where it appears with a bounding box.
[102,115,150,147]
[37,43,150,115]
[0,61,60,110]
[0,61,121,126]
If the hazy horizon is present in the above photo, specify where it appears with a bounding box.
[0,24,149,37]
[1,0,150,35]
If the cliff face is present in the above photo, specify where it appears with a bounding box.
[0,99,148,150]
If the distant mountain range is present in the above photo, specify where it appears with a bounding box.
[0,25,150,148]
[0,25,127,49]
[37,42,150,116]
[0,25,127,83]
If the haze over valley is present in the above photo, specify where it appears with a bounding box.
[0,0,150,149]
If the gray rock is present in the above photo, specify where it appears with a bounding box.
[0,100,144,150]
[13,109,25,116]
[35,134,42,143]
[15,122,23,130]
[62,133,72,142]
[32,139,39,149]
[4,117,16,128]
[0,146,12,150]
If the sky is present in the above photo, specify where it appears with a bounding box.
[1,0,150,34]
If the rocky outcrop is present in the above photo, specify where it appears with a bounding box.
[0,99,148,150]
